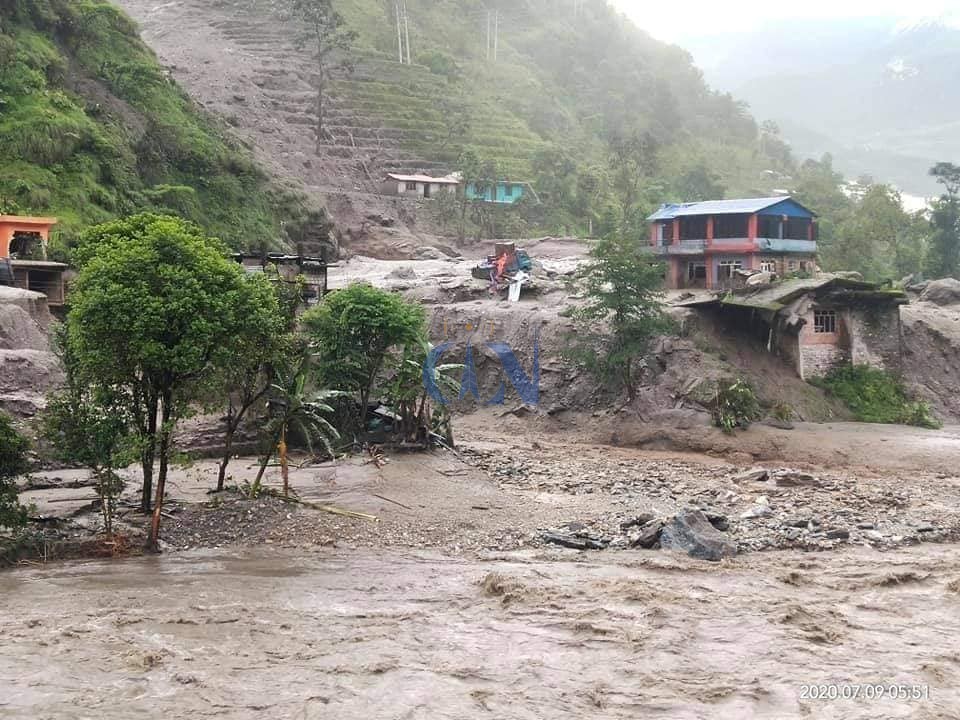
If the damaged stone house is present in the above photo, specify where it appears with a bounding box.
[679,276,908,380]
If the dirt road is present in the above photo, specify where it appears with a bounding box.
[3,544,960,719]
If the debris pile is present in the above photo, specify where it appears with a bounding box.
[461,447,960,555]
[471,242,533,301]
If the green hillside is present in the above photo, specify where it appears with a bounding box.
[0,1,315,252]
[306,0,794,233]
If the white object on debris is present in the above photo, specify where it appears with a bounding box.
[508,271,529,302]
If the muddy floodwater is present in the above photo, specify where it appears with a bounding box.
[3,545,960,719]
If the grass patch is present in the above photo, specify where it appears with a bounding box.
[0,2,313,249]
[815,365,941,429]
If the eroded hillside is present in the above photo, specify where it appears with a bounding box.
[0,1,321,248]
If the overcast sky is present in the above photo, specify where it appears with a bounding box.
[607,0,960,41]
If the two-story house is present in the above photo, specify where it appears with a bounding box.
[647,197,818,290]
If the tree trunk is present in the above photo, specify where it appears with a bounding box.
[315,66,324,154]
[279,425,289,498]
[253,427,281,494]
[140,391,158,513]
[147,388,173,553]
[217,422,235,492]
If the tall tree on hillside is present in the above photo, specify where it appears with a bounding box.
[792,154,853,264]
[925,162,960,279]
[565,234,670,402]
[286,0,358,153]
[826,185,912,280]
[607,130,659,237]
[67,214,277,551]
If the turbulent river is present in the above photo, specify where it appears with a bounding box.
[2,545,959,719]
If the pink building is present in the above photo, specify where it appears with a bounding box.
[647,197,818,290]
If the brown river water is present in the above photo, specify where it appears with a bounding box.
[2,545,960,719]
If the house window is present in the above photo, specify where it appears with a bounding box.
[758,215,780,238]
[687,262,706,280]
[761,260,776,273]
[814,310,837,334]
[718,260,743,280]
[715,214,749,239]
[788,259,798,273]
[784,218,810,240]
[799,260,810,272]
[679,216,708,240]
[398,181,407,192]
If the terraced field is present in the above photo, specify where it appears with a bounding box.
[120,0,545,203]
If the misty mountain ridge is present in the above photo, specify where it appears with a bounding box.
[684,14,960,196]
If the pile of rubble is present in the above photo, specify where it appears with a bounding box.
[462,447,960,558]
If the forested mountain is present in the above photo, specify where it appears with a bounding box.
[0,1,317,252]
[4,0,956,281]
[326,0,792,231]
[686,13,960,197]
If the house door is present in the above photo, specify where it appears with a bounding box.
[423,184,432,198]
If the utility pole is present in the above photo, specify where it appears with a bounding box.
[493,9,498,62]
[395,0,404,63]
[402,0,411,65]
[486,10,491,61]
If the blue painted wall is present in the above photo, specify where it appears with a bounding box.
[465,181,526,204]
[757,199,814,218]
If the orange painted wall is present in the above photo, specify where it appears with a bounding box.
[0,216,56,257]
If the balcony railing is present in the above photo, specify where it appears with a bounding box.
[756,238,817,253]
[653,238,817,255]
[651,239,707,255]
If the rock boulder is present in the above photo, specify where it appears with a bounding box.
[659,509,737,561]
[920,278,960,306]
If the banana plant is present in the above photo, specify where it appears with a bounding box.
[251,359,343,497]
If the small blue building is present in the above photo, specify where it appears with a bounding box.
[464,180,537,204]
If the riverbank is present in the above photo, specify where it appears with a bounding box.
[6,414,960,567]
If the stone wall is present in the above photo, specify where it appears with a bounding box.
[793,303,902,380]
[846,305,903,375]
[800,342,850,379]
[0,286,62,417]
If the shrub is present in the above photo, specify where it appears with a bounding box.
[772,401,794,422]
[817,364,941,429]
[0,411,30,530]
[712,378,761,433]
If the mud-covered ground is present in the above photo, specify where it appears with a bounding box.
[14,412,960,559]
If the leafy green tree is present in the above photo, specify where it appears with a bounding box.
[302,283,426,432]
[671,164,725,202]
[458,150,499,240]
[792,154,853,262]
[0,411,29,530]
[66,213,275,551]
[925,162,960,279]
[607,130,659,237]
[206,273,291,492]
[42,337,134,537]
[285,0,358,151]
[826,185,911,280]
[567,234,670,401]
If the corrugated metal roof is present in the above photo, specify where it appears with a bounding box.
[385,173,460,184]
[648,197,796,221]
